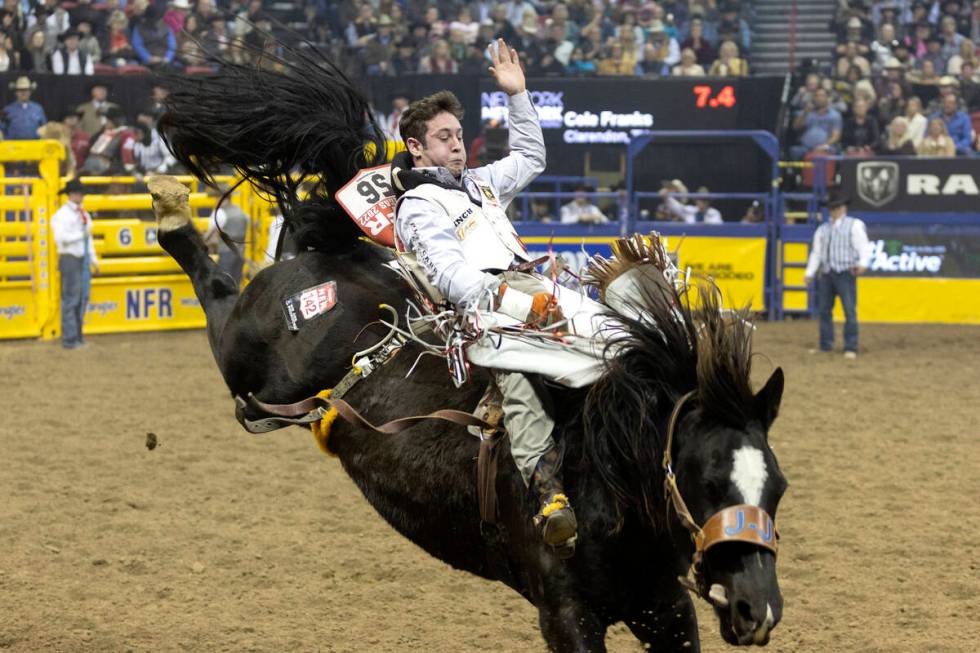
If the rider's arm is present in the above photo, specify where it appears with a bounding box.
[475,91,546,209]
[397,196,500,307]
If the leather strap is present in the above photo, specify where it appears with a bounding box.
[477,432,504,524]
[248,393,497,435]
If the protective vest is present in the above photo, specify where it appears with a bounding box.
[397,178,530,272]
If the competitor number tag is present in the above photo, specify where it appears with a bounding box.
[283,281,338,331]
[336,164,396,247]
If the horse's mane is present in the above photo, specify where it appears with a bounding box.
[158,34,387,255]
[582,274,755,530]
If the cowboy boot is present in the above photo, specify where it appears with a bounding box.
[530,448,578,558]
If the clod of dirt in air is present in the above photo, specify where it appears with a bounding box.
[145,432,158,450]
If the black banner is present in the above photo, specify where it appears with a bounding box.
[865,227,980,278]
[479,77,784,145]
[841,157,980,212]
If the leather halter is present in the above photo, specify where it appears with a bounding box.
[662,391,779,601]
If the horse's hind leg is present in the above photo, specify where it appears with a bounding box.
[624,591,700,652]
[147,176,238,359]
[538,599,607,653]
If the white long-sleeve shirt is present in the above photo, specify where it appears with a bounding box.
[663,195,723,224]
[805,215,871,277]
[394,91,546,306]
[51,200,98,261]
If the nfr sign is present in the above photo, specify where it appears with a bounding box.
[126,288,173,319]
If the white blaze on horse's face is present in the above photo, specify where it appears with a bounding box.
[730,445,768,506]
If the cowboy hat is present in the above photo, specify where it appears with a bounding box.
[647,19,666,33]
[10,76,36,91]
[62,178,87,195]
[377,14,393,26]
[938,75,960,86]
[883,56,904,69]
[824,192,849,209]
[170,0,191,9]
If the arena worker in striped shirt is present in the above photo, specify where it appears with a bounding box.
[804,193,871,360]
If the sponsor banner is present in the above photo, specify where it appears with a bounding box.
[521,235,767,310]
[82,276,205,334]
[836,278,980,324]
[864,228,980,279]
[0,287,40,339]
[841,157,980,212]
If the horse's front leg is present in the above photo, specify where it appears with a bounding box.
[538,598,607,653]
[623,590,700,652]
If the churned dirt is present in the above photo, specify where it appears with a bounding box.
[1,322,978,653]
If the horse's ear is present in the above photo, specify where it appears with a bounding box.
[754,367,784,430]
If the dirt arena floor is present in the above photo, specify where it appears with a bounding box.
[1,321,978,653]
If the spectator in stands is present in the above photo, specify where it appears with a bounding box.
[646,20,681,69]
[418,38,458,73]
[927,76,966,113]
[567,45,597,75]
[791,73,823,115]
[740,200,763,223]
[133,120,175,174]
[51,29,94,75]
[511,9,544,70]
[560,185,608,224]
[204,183,249,287]
[673,47,705,76]
[2,76,45,140]
[717,2,750,52]
[920,34,947,74]
[681,17,716,66]
[835,16,871,56]
[835,41,872,78]
[660,184,723,224]
[891,39,915,70]
[549,3,579,43]
[708,40,748,76]
[391,37,420,75]
[19,27,49,73]
[62,108,90,169]
[51,178,98,350]
[877,115,917,155]
[77,82,116,136]
[81,106,136,174]
[790,87,842,160]
[908,21,932,61]
[930,92,973,154]
[875,56,906,98]
[939,14,965,60]
[869,23,897,72]
[958,62,980,110]
[379,92,409,140]
[363,14,397,75]
[917,116,957,156]
[0,34,12,72]
[947,39,977,75]
[615,10,644,52]
[841,97,880,154]
[104,10,134,66]
[505,0,537,31]
[132,3,178,68]
[804,193,869,359]
[907,58,940,84]
[487,4,517,43]
[904,95,929,144]
[941,0,971,35]
[164,0,190,36]
[878,79,910,125]
[75,20,100,62]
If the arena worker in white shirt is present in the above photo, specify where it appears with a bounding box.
[391,39,612,557]
[804,193,871,359]
[50,178,99,349]
[659,183,723,224]
[559,185,610,224]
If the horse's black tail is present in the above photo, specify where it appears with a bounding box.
[157,41,388,254]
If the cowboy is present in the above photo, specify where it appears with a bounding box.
[392,39,605,556]
[51,28,94,75]
[51,178,99,349]
[1,77,46,140]
[804,193,870,359]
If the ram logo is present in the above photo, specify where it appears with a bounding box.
[856,161,899,207]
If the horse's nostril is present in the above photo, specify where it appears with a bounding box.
[735,599,755,625]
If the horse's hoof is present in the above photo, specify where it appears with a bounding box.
[551,535,577,560]
[540,506,578,548]
[146,175,193,234]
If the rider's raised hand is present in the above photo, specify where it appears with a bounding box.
[488,38,526,96]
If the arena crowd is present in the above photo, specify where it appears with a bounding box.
[789,0,980,159]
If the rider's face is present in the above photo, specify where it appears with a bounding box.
[407,111,466,178]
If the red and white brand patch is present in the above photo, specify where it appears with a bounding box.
[299,282,337,319]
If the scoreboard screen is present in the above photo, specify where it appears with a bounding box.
[480,77,781,145]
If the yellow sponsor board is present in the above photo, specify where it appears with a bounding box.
[833,277,980,324]
[0,285,41,339]
[81,275,206,335]
[522,235,768,310]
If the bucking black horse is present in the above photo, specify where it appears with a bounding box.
[151,42,788,651]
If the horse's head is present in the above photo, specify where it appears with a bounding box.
[670,367,787,646]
